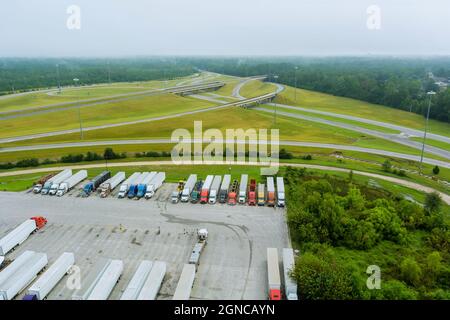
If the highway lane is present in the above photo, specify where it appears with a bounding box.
[1,138,448,168]
[254,107,450,160]
[0,160,447,205]
[268,102,450,144]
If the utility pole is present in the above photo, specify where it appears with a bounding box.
[107,62,111,84]
[273,75,279,125]
[73,78,83,140]
[294,66,298,102]
[56,64,61,93]
[419,91,436,174]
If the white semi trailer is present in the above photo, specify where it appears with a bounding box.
[87,259,123,300]
[0,219,40,256]
[118,172,141,198]
[144,172,166,199]
[173,264,196,300]
[120,260,153,300]
[276,177,285,207]
[181,174,197,202]
[56,170,88,196]
[99,172,126,198]
[208,175,222,204]
[238,174,248,204]
[137,261,166,300]
[282,248,298,300]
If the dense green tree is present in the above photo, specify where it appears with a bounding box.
[400,258,422,287]
[425,192,442,214]
[433,166,440,175]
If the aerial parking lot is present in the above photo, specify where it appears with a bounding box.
[0,188,288,300]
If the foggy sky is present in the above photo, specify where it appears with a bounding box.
[1,0,449,57]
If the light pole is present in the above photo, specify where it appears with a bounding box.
[273,75,279,125]
[294,66,298,102]
[419,91,436,174]
[56,64,61,94]
[73,78,83,140]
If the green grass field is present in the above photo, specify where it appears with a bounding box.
[0,94,215,138]
[276,85,450,139]
[239,80,278,98]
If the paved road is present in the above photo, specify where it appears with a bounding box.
[1,139,449,169]
[232,76,279,99]
[0,161,448,204]
[255,107,450,160]
[268,102,450,144]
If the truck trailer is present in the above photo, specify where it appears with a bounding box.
[87,259,123,300]
[208,175,222,204]
[282,248,298,300]
[218,174,231,203]
[0,217,47,256]
[248,179,257,206]
[172,264,196,300]
[257,183,266,206]
[0,251,36,286]
[118,172,141,198]
[267,248,281,300]
[276,177,285,207]
[42,169,72,195]
[99,172,126,198]
[120,260,153,300]
[72,258,111,300]
[227,179,239,205]
[32,173,56,194]
[0,252,48,300]
[82,171,111,197]
[200,175,214,204]
[238,174,248,204]
[27,252,75,300]
[267,177,276,207]
[127,172,148,199]
[137,261,167,300]
[181,174,197,202]
[144,172,166,199]
[56,170,88,196]
[136,172,157,199]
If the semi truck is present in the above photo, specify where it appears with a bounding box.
[56,170,88,196]
[137,261,166,300]
[227,179,239,205]
[189,229,208,267]
[99,172,126,198]
[208,176,222,204]
[136,172,157,199]
[41,169,72,195]
[257,183,266,206]
[87,259,123,300]
[267,248,281,300]
[248,179,257,206]
[181,174,197,202]
[82,171,111,197]
[200,175,214,204]
[32,173,56,194]
[0,251,48,300]
[26,252,75,300]
[145,172,166,199]
[282,248,298,300]
[190,180,203,203]
[120,260,153,300]
[128,172,150,199]
[276,177,285,207]
[267,177,276,207]
[218,174,231,203]
[172,264,196,300]
[118,172,141,198]
[238,174,248,204]
[171,180,186,203]
[0,217,47,256]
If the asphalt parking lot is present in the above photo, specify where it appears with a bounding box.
[0,185,289,300]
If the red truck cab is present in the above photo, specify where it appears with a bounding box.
[200,190,209,204]
[31,216,47,229]
[248,179,256,206]
[269,289,281,300]
[228,192,237,205]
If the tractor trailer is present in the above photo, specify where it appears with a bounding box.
[276,177,285,207]
[0,217,47,256]
[32,173,55,194]
[56,170,88,196]
[267,177,276,207]
[137,261,166,300]
[136,172,157,199]
[145,172,166,199]
[238,174,248,204]
[127,172,148,199]
[190,180,203,203]
[87,259,123,300]
[173,264,196,300]
[181,174,197,202]
[267,248,281,300]
[227,179,239,205]
[248,179,257,205]
[200,175,214,204]
[118,172,141,198]
[218,174,231,203]
[282,248,298,300]
[99,172,126,198]
[208,175,222,204]
[82,171,111,197]
[41,169,72,195]
[257,183,266,206]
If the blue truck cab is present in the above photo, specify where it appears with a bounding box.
[136,184,147,199]
[127,184,138,198]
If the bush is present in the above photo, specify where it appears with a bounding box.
[302,154,313,160]
[433,166,440,175]
[279,148,293,159]
[15,158,39,168]
[382,160,392,172]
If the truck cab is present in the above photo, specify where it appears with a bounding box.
[181,188,190,202]
[200,190,209,204]
[144,186,155,199]
[171,191,180,203]
[48,183,59,196]
[238,191,246,204]
[56,185,66,197]
[33,184,43,194]
[277,192,285,207]
[208,190,217,204]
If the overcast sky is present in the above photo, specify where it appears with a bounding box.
[1,0,449,57]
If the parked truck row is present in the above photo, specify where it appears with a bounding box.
[266,247,298,300]
[171,174,286,207]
